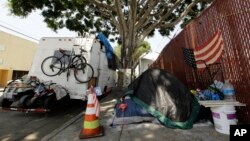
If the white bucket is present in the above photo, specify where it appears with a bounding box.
[211,106,237,134]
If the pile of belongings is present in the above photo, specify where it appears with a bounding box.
[110,68,200,129]
[192,80,224,101]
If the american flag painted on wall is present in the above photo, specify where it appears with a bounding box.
[183,31,224,70]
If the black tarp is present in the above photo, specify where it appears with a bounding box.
[127,68,200,129]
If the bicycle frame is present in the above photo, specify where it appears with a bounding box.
[53,52,70,74]
[58,49,87,80]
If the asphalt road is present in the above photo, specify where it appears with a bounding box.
[0,90,86,141]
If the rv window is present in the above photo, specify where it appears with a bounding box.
[53,50,71,64]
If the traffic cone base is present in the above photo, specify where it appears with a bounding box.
[79,126,104,139]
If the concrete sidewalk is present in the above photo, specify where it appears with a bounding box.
[42,88,229,141]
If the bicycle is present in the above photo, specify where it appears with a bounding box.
[41,48,94,83]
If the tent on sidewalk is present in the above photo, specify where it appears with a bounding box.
[111,68,200,129]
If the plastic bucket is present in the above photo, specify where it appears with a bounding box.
[211,106,237,134]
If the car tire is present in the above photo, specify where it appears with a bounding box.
[19,95,32,108]
[1,97,12,107]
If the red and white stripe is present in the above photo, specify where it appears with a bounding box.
[93,92,100,117]
[1,107,50,113]
[194,31,224,69]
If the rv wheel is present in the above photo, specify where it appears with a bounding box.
[19,95,32,108]
[60,94,71,107]
[44,96,56,110]
[1,98,12,107]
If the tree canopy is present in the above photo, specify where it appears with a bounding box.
[8,0,212,68]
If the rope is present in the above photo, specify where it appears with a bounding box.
[118,102,127,141]
[118,112,124,141]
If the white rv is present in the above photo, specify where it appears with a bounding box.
[28,35,116,101]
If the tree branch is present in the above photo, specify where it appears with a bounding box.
[128,0,138,61]
[149,3,170,17]
[114,0,127,34]
[140,22,158,41]
[111,17,121,35]
[136,0,152,21]
[139,0,180,40]
[87,0,115,11]
[158,0,182,23]
[141,0,205,40]
[158,0,202,28]
[135,0,159,31]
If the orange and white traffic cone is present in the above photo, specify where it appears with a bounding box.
[79,86,104,139]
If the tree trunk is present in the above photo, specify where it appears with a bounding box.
[117,71,124,89]
[117,32,137,88]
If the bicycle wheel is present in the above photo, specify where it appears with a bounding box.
[74,63,94,83]
[41,56,62,76]
[71,56,87,67]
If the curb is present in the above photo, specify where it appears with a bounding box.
[41,111,84,141]
[41,93,115,141]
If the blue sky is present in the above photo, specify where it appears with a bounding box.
[0,0,180,53]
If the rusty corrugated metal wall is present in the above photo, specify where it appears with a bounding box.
[151,0,250,123]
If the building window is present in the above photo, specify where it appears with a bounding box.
[12,70,29,80]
